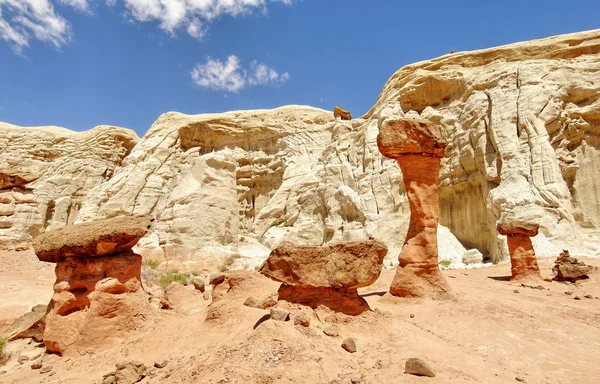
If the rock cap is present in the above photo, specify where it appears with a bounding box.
[33,215,154,262]
[259,239,387,289]
[377,118,447,158]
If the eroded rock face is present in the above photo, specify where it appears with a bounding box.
[258,239,387,289]
[377,118,452,299]
[0,123,138,251]
[497,223,542,281]
[44,252,148,355]
[260,240,387,315]
[33,215,154,262]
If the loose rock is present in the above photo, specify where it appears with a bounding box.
[294,313,310,327]
[31,361,42,369]
[404,358,435,377]
[323,325,340,337]
[154,360,169,369]
[40,365,52,374]
[243,295,277,309]
[270,307,290,322]
[552,250,593,282]
[342,338,357,353]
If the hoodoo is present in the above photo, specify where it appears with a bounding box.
[377,117,452,299]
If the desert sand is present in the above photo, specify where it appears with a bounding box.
[1,249,599,384]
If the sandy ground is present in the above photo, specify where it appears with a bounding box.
[1,250,600,384]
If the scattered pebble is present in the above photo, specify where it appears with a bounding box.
[323,325,340,337]
[516,376,526,382]
[574,296,581,300]
[154,360,169,369]
[405,358,435,377]
[564,291,573,295]
[30,362,42,370]
[18,355,30,364]
[342,338,357,353]
[584,295,593,299]
[350,373,366,383]
[514,290,519,294]
[40,366,52,374]
[294,313,310,327]
[410,313,415,319]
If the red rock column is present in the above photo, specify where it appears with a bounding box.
[389,155,451,298]
[497,225,542,281]
[377,117,452,299]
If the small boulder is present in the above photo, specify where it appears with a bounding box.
[40,366,52,374]
[333,106,352,120]
[154,360,168,369]
[7,304,47,342]
[243,295,277,309]
[323,325,340,337]
[270,307,290,322]
[552,250,593,282]
[405,358,435,377]
[462,249,483,265]
[115,361,147,384]
[342,338,357,353]
[31,361,42,370]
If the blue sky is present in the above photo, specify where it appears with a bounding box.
[1,0,599,137]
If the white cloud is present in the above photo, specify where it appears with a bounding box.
[0,0,73,52]
[191,55,289,92]
[57,0,90,12]
[0,0,292,52]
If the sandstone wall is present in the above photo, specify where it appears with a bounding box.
[0,123,138,250]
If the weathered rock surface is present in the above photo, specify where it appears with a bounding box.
[258,240,387,289]
[33,215,153,262]
[277,285,371,316]
[2,30,600,268]
[44,252,148,355]
[378,118,452,298]
[0,123,138,250]
[552,250,593,281]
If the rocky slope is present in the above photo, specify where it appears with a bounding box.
[0,123,138,250]
[1,29,600,267]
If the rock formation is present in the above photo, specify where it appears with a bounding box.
[0,123,138,251]
[1,30,599,270]
[497,222,542,281]
[259,239,387,315]
[377,118,452,298]
[552,249,593,281]
[334,106,352,120]
[33,215,152,356]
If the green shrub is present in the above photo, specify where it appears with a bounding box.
[158,273,188,290]
[145,259,160,269]
[0,336,7,362]
[439,259,453,269]
[218,253,241,272]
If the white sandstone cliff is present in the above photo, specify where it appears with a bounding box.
[0,123,138,250]
[1,29,599,268]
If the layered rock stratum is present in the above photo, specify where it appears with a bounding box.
[1,29,600,267]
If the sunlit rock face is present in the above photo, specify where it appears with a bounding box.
[0,122,138,250]
[1,30,600,268]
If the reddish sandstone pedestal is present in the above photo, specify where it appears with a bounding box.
[377,118,452,299]
[259,240,388,315]
[497,224,542,281]
[33,215,153,356]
